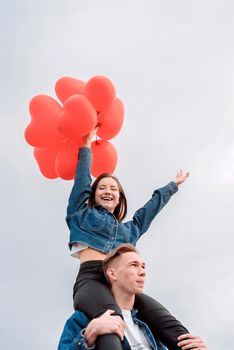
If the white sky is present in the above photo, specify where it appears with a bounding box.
[1,1,234,349]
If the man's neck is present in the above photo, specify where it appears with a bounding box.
[112,288,135,310]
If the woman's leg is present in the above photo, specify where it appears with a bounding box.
[135,293,189,350]
[73,261,123,350]
[74,278,122,318]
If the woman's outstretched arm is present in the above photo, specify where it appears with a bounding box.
[129,170,189,237]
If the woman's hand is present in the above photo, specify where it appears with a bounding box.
[177,333,208,349]
[175,169,189,186]
[83,126,98,148]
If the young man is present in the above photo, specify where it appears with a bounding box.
[57,244,208,350]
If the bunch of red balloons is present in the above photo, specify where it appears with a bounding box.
[24,75,124,180]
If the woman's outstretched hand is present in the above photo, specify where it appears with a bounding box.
[175,169,189,186]
[83,126,98,148]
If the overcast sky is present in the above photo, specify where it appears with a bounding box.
[1,1,234,349]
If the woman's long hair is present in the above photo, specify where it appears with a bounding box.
[88,173,127,222]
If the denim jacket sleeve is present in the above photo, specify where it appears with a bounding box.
[67,147,92,216]
[131,181,178,237]
[57,312,95,350]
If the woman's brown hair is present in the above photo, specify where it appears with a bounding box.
[88,173,127,221]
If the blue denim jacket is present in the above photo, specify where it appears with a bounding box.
[57,309,167,350]
[66,147,178,252]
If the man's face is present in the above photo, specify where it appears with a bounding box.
[111,252,146,295]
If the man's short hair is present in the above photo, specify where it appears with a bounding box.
[103,244,139,284]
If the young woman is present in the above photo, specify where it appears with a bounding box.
[66,130,189,350]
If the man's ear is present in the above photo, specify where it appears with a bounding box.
[107,267,117,281]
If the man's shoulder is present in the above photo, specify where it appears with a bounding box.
[58,311,91,350]
[64,310,91,330]
[68,310,90,323]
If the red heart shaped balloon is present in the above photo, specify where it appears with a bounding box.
[84,76,116,112]
[59,95,97,139]
[33,145,60,179]
[25,95,63,147]
[55,77,85,104]
[55,138,83,180]
[97,98,124,140]
[91,140,118,177]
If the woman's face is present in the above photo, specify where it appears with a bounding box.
[94,177,120,213]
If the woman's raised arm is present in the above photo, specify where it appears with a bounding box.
[67,128,98,216]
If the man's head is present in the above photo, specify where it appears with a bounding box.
[103,244,146,296]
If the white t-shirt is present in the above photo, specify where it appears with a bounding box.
[70,243,88,258]
[122,309,153,350]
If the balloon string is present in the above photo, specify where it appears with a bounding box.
[95,122,100,143]
[94,112,100,143]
